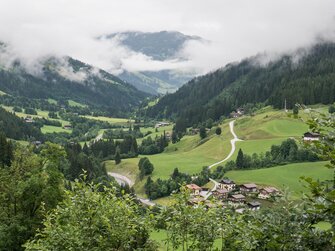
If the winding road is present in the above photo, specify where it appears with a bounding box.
[108,119,241,205]
[208,120,242,169]
[108,172,155,207]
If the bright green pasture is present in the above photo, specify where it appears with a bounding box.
[41,125,71,134]
[68,99,87,108]
[226,161,332,199]
[82,115,133,124]
[231,138,288,159]
[234,109,308,140]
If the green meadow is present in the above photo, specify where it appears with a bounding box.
[226,161,332,199]
[82,115,133,125]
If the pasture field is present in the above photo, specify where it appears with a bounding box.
[41,125,71,134]
[68,99,88,108]
[226,161,332,199]
[82,115,133,125]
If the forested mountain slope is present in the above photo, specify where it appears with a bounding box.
[147,43,335,125]
[0,56,149,116]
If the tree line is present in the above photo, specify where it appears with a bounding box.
[230,139,320,170]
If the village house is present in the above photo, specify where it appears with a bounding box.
[247,201,261,211]
[303,132,320,142]
[258,187,280,199]
[186,184,202,196]
[240,183,258,193]
[229,194,246,203]
[219,179,236,191]
[213,188,229,200]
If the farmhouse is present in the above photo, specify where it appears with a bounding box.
[219,179,236,191]
[303,132,320,141]
[213,188,229,200]
[258,187,280,199]
[186,184,202,196]
[240,183,258,193]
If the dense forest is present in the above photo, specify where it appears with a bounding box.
[146,42,335,126]
[0,107,43,140]
[0,55,149,117]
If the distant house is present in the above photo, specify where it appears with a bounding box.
[303,132,320,141]
[24,116,34,123]
[186,184,202,196]
[258,187,280,199]
[229,194,246,203]
[219,179,236,191]
[63,125,72,130]
[240,183,258,193]
[213,188,229,200]
[247,201,261,211]
[155,122,170,128]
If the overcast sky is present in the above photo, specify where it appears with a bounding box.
[0,0,334,75]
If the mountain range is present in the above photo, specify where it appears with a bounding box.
[102,31,203,94]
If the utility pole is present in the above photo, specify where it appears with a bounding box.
[284,99,288,112]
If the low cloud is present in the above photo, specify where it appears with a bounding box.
[0,0,334,77]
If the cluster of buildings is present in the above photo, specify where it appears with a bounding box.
[186,179,281,211]
[230,108,245,118]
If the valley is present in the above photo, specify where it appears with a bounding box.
[106,106,332,202]
[0,15,334,248]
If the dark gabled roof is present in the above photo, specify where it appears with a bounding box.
[215,189,229,194]
[241,183,257,189]
[231,194,245,199]
[220,179,235,185]
[303,132,320,137]
[248,201,261,207]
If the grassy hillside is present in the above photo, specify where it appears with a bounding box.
[106,122,232,180]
